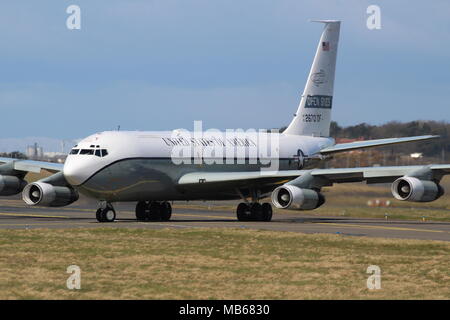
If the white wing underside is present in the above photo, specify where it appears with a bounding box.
[178,164,450,186]
[0,157,63,173]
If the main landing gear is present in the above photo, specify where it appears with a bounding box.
[236,202,272,222]
[235,188,273,222]
[95,198,269,223]
[135,201,172,221]
[95,201,172,223]
[96,202,116,223]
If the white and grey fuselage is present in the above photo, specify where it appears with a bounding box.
[63,131,334,202]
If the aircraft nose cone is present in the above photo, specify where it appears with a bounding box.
[63,158,86,186]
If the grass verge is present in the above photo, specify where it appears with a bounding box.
[0,228,448,299]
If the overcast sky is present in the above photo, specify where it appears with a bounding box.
[0,0,449,139]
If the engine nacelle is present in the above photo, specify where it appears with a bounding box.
[391,177,444,202]
[271,185,325,210]
[22,182,79,207]
[0,175,27,196]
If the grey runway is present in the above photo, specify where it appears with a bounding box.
[0,197,449,241]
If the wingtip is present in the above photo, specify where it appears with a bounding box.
[424,135,440,139]
[309,19,341,24]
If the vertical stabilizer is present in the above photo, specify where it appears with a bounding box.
[284,20,340,137]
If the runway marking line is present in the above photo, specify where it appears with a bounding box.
[0,204,94,213]
[0,212,69,219]
[2,206,234,218]
[316,222,447,234]
[0,222,98,227]
[0,208,448,236]
[173,213,234,220]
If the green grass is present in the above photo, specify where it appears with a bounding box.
[0,228,448,299]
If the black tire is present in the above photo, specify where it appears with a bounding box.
[102,208,116,222]
[261,203,273,222]
[135,201,149,221]
[96,208,115,222]
[148,202,162,221]
[250,203,263,221]
[236,202,250,221]
[96,208,104,222]
[160,202,172,221]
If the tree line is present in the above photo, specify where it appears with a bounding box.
[329,120,449,157]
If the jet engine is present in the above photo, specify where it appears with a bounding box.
[0,175,27,196]
[391,176,444,202]
[271,185,325,210]
[22,182,79,207]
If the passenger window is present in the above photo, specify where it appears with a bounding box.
[101,149,108,157]
[80,149,94,155]
[70,149,80,155]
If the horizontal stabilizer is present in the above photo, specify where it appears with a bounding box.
[319,135,439,154]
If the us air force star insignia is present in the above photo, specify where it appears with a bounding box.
[293,149,306,169]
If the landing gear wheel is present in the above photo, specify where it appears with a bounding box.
[250,203,263,221]
[261,203,273,222]
[96,206,116,223]
[160,202,172,221]
[148,202,162,221]
[236,202,250,221]
[96,208,104,222]
[103,208,116,222]
[136,201,163,221]
[236,202,272,222]
[136,201,149,221]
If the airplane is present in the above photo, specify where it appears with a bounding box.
[0,20,449,223]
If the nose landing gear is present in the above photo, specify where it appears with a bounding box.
[96,202,116,222]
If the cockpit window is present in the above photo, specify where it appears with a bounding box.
[80,149,94,155]
[72,147,108,157]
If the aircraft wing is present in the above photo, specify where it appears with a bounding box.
[0,157,64,174]
[319,135,438,154]
[178,164,450,187]
[178,170,303,186]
